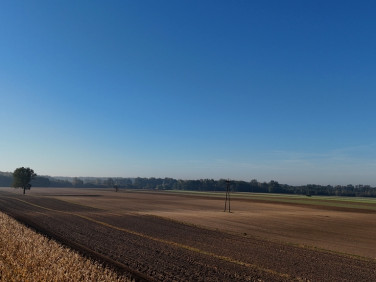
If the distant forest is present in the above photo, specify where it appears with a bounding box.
[1,171,376,197]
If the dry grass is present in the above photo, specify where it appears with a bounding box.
[0,212,129,281]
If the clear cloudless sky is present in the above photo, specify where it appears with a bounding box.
[1,0,375,185]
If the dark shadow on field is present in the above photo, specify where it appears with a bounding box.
[52,194,102,197]
[0,191,103,212]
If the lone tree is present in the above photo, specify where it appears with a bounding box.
[12,167,36,195]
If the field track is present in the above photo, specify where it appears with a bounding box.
[1,188,376,281]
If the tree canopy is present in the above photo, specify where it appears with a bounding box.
[12,167,37,194]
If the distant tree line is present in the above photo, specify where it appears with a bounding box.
[1,171,376,197]
[0,172,73,188]
[96,177,376,197]
[127,178,376,197]
[0,172,12,187]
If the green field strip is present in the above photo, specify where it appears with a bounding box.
[2,195,293,280]
[242,196,376,210]
[161,190,376,211]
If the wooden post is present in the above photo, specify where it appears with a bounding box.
[224,180,231,212]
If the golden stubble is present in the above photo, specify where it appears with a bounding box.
[0,212,129,282]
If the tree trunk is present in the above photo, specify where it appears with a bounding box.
[23,186,25,195]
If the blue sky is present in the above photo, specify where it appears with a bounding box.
[1,1,375,185]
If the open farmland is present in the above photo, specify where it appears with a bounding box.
[0,188,376,281]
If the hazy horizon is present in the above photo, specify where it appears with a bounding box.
[1,1,375,186]
[2,169,375,187]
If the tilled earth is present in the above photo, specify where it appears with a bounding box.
[1,191,375,281]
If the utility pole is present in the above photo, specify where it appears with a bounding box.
[224,179,231,212]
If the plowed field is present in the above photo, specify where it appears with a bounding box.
[1,188,375,281]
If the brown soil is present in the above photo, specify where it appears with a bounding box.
[1,188,376,281]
